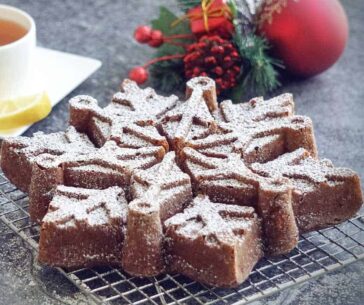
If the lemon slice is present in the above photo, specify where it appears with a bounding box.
[0,92,52,130]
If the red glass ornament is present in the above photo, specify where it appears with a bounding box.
[257,0,348,77]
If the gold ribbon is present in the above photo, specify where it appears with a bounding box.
[172,0,232,32]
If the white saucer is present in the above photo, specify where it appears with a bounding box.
[0,47,102,138]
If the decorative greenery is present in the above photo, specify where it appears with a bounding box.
[150,59,185,92]
[149,6,192,92]
[151,7,191,37]
[142,1,283,99]
[230,24,283,101]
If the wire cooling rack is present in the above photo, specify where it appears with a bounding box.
[1,171,363,305]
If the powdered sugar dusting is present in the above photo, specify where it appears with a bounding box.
[43,186,128,228]
[10,126,95,161]
[130,152,192,217]
[69,79,176,148]
[185,93,316,163]
[165,195,258,245]
[251,148,358,190]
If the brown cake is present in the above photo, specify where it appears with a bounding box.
[122,152,192,276]
[38,186,127,268]
[0,127,95,193]
[165,195,263,287]
[1,76,362,288]
[29,140,164,222]
[158,77,218,157]
[251,148,363,232]
[185,93,317,163]
[181,147,299,255]
[216,95,317,160]
[69,79,176,149]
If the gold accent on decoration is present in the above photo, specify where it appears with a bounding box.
[172,0,232,32]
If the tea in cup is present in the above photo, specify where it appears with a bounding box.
[0,5,36,100]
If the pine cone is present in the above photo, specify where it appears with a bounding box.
[184,35,242,94]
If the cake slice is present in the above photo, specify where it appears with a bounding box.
[182,147,299,255]
[158,77,218,157]
[29,140,165,222]
[38,186,127,268]
[185,93,317,163]
[0,127,95,192]
[122,152,192,276]
[69,79,176,149]
[251,148,363,231]
[165,195,263,287]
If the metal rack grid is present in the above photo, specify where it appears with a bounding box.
[1,171,363,305]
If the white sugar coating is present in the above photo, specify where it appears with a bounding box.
[130,152,192,211]
[71,80,178,123]
[245,134,282,154]
[183,147,262,185]
[226,116,311,150]
[133,152,190,190]
[67,164,122,176]
[183,147,294,196]
[36,140,163,175]
[186,76,218,112]
[251,148,358,190]
[165,195,258,245]
[217,93,294,124]
[112,79,179,119]
[159,84,217,142]
[70,79,178,147]
[9,126,95,158]
[183,92,315,162]
[43,186,128,228]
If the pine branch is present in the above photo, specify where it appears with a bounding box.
[150,59,185,93]
[230,6,283,102]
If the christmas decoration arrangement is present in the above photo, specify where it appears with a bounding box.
[129,0,348,101]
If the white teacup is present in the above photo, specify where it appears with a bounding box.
[0,5,36,100]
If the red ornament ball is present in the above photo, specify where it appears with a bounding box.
[129,66,148,84]
[148,30,164,47]
[134,25,152,43]
[257,0,349,77]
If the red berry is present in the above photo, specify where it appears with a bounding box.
[148,30,164,47]
[231,51,239,58]
[193,67,200,75]
[211,45,224,55]
[129,66,148,84]
[213,66,224,76]
[197,42,207,49]
[233,65,241,74]
[215,77,222,84]
[223,56,233,68]
[204,56,217,65]
[224,43,234,51]
[134,26,152,43]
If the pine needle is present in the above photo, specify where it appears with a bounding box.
[232,29,283,101]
